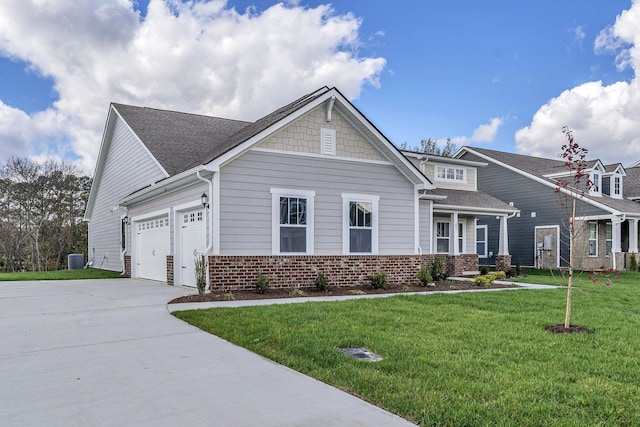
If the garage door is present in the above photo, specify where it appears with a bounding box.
[179,209,206,287]
[135,216,170,282]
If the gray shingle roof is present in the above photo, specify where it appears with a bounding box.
[430,188,517,212]
[467,147,640,215]
[112,87,331,177]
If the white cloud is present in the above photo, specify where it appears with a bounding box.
[516,0,640,164]
[0,0,385,173]
[448,117,505,147]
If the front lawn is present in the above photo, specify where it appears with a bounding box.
[174,270,640,426]
[0,268,125,281]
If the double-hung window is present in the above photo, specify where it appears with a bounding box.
[605,222,613,256]
[436,222,450,253]
[271,189,315,254]
[476,225,488,258]
[342,194,379,254]
[588,222,598,257]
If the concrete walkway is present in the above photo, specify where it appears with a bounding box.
[0,279,413,427]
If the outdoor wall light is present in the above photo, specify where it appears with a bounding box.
[201,193,209,209]
[122,216,130,225]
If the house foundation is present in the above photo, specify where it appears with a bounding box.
[207,254,480,291]
[495,255,512,272]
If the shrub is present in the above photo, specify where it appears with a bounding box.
[224,292,235,301]
[474,274,493,287]
[348,289,366,295]
[369,270,388,289]
[289,289,307,297]
[479,265,489,275]
[429,257,448,281]
[314,271,330,292]
[474,270,506,287]
[515,259,523,276]
[194,252,207,296]
[493,270,507,280]
[255,272,270,294]
[630,253,638,272]
[417,264,433,287]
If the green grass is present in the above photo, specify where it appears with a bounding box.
[174,270,640,426]
[0,268,125,281]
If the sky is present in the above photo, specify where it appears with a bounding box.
[0,0,639,175]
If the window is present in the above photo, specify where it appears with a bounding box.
[588,222,598,256]
[590,172,601,195]
[613,176,622,198]
[342,194,379,254]
[476,225,488,258]
[436,222,450,253]
[271,189,315,254]
[605,222,613,256]
[436,166,465,182]
[349,202,372,253]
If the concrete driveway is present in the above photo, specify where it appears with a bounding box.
[0,278,413,426]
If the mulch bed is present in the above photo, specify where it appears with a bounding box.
[168,280,516,304]
[546,324,594,334]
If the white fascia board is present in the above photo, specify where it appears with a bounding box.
[84,107,117,221]
[433,205,519,216]
[206,90,338,171]
[118,166,211,206]
[419,193,448,200]
[403,151,488,168]
[335,99,434,189]
[460,147,621,216]
[111,105,170,178]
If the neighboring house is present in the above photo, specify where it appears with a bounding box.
[457,146,640,271]
[84,87,517,290]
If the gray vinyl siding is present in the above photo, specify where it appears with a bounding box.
[461,152,608,267]
[219,150,416,255]
[87,115,166,271]
[419,200,432,253]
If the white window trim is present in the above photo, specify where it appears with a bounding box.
[589,172,601,197]
[612,175,622,199]
[588,221,598,257]
[477,224,488,258]
[435,164,467,184]
[271,188,315,255]
[458,220,466,254]
[435,221,450,254]
[342,193,379,255]
[605,222,613,256]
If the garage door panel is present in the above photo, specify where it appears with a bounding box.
[136,216,170,282]
[180,209,206,287]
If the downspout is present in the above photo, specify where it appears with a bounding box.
[121,207,128,275]
[197,170,214,291]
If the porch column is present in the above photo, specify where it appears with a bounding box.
[450,212,459,255]
[629,219,638,253]
[612,217,622,253]
[498,215,509,256]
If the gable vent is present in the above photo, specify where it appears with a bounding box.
[321,128,336,155]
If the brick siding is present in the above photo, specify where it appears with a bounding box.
[207,254,479,291]
[124,255,131,277]
[166,255,174,286]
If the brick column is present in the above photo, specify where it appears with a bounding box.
[166,255,174,286]
[495,255,511,272]
[124,255,131,277]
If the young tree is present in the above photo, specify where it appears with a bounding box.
[555,127,593,329]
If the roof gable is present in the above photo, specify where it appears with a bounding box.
[112,103,251,177]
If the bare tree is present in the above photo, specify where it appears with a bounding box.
[0,157,91,271]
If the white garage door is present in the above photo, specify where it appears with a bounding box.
[135,216,170,282]
[179,209,206,287]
